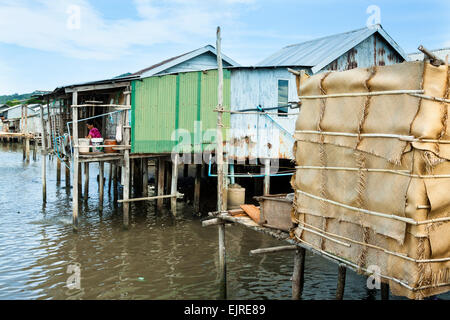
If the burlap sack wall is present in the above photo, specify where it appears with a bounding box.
[292,61,450,299]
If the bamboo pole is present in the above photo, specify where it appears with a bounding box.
[72,90,79,231]
[292,248,306,300]
[118,193,182,203]
[336,264,347,300]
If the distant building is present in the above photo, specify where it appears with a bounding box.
[408,47,450,62]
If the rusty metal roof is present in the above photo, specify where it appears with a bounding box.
[257,25,408,73]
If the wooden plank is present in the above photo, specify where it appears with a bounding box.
[240,204,262,224]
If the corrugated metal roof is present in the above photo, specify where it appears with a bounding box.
[408,47,450,62]
[131,45,240,78]
[257,25,408,73]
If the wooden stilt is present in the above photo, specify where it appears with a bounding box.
[72,91,79,231]
[264,158,270,195]
[143,158,149,197]
[84,162,89,200]
[123,92,131,229]
[171,154,179,215]
[39,106,47,203]
[99,162,104,210]
[218,222,227,299]
[336,264,347,300]
[57,157,61,184]
[25,137,30,162]
[113,163,119,203]
[108,162,113,194]
[65,159,71,192]
[78,162,82,199]
[292,247,306,300]
[157,158,166,210]
[194,164,201,213]
[33,140,37,161]
[381,282,389,300]
[165,159,171,205]
[183,164,189,178]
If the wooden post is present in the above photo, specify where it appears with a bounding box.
[84,162,89,200]
[65,159,71,192]
[216,26,226,213]
[292,248,306,300]
[57,158,61,184]
[39,106,47,203]
[381,282,389,300]
[113,163,119,203]
[171,154,179,215]
[25,105,30,162]
[157,158,166,210]
[33,140,37,161]
[72,91,79,231]
[123,95,131,229]
[264,158,270,195]
[183,164,189,178]
[78,162,82,199]
[108,162,113,194]
[99,162,104,211]
[194,164,201,213]
[143,158,149,197]
[336,264,347,300]
[216,27,227,300]
[218,221,226,299]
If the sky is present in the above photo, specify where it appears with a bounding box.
[0,0,449,95]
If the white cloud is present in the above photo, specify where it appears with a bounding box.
[0,0,251,60]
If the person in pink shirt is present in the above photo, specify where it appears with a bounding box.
[85,120,102,139]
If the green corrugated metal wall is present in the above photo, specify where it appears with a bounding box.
[131,69,230,154]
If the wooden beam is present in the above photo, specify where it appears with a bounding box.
[65,81,131,93]
[250,245,297,255]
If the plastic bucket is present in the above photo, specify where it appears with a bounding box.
[104,139,117,154]
[78,138,91,153]
[91,138,104,153]
[227,184,246,210]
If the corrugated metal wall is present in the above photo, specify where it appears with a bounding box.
[322,33,403,72]
[131,69,230,154]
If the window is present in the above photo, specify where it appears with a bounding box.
[278,80,289,117]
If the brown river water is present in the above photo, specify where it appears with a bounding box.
[0,143,448,300]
